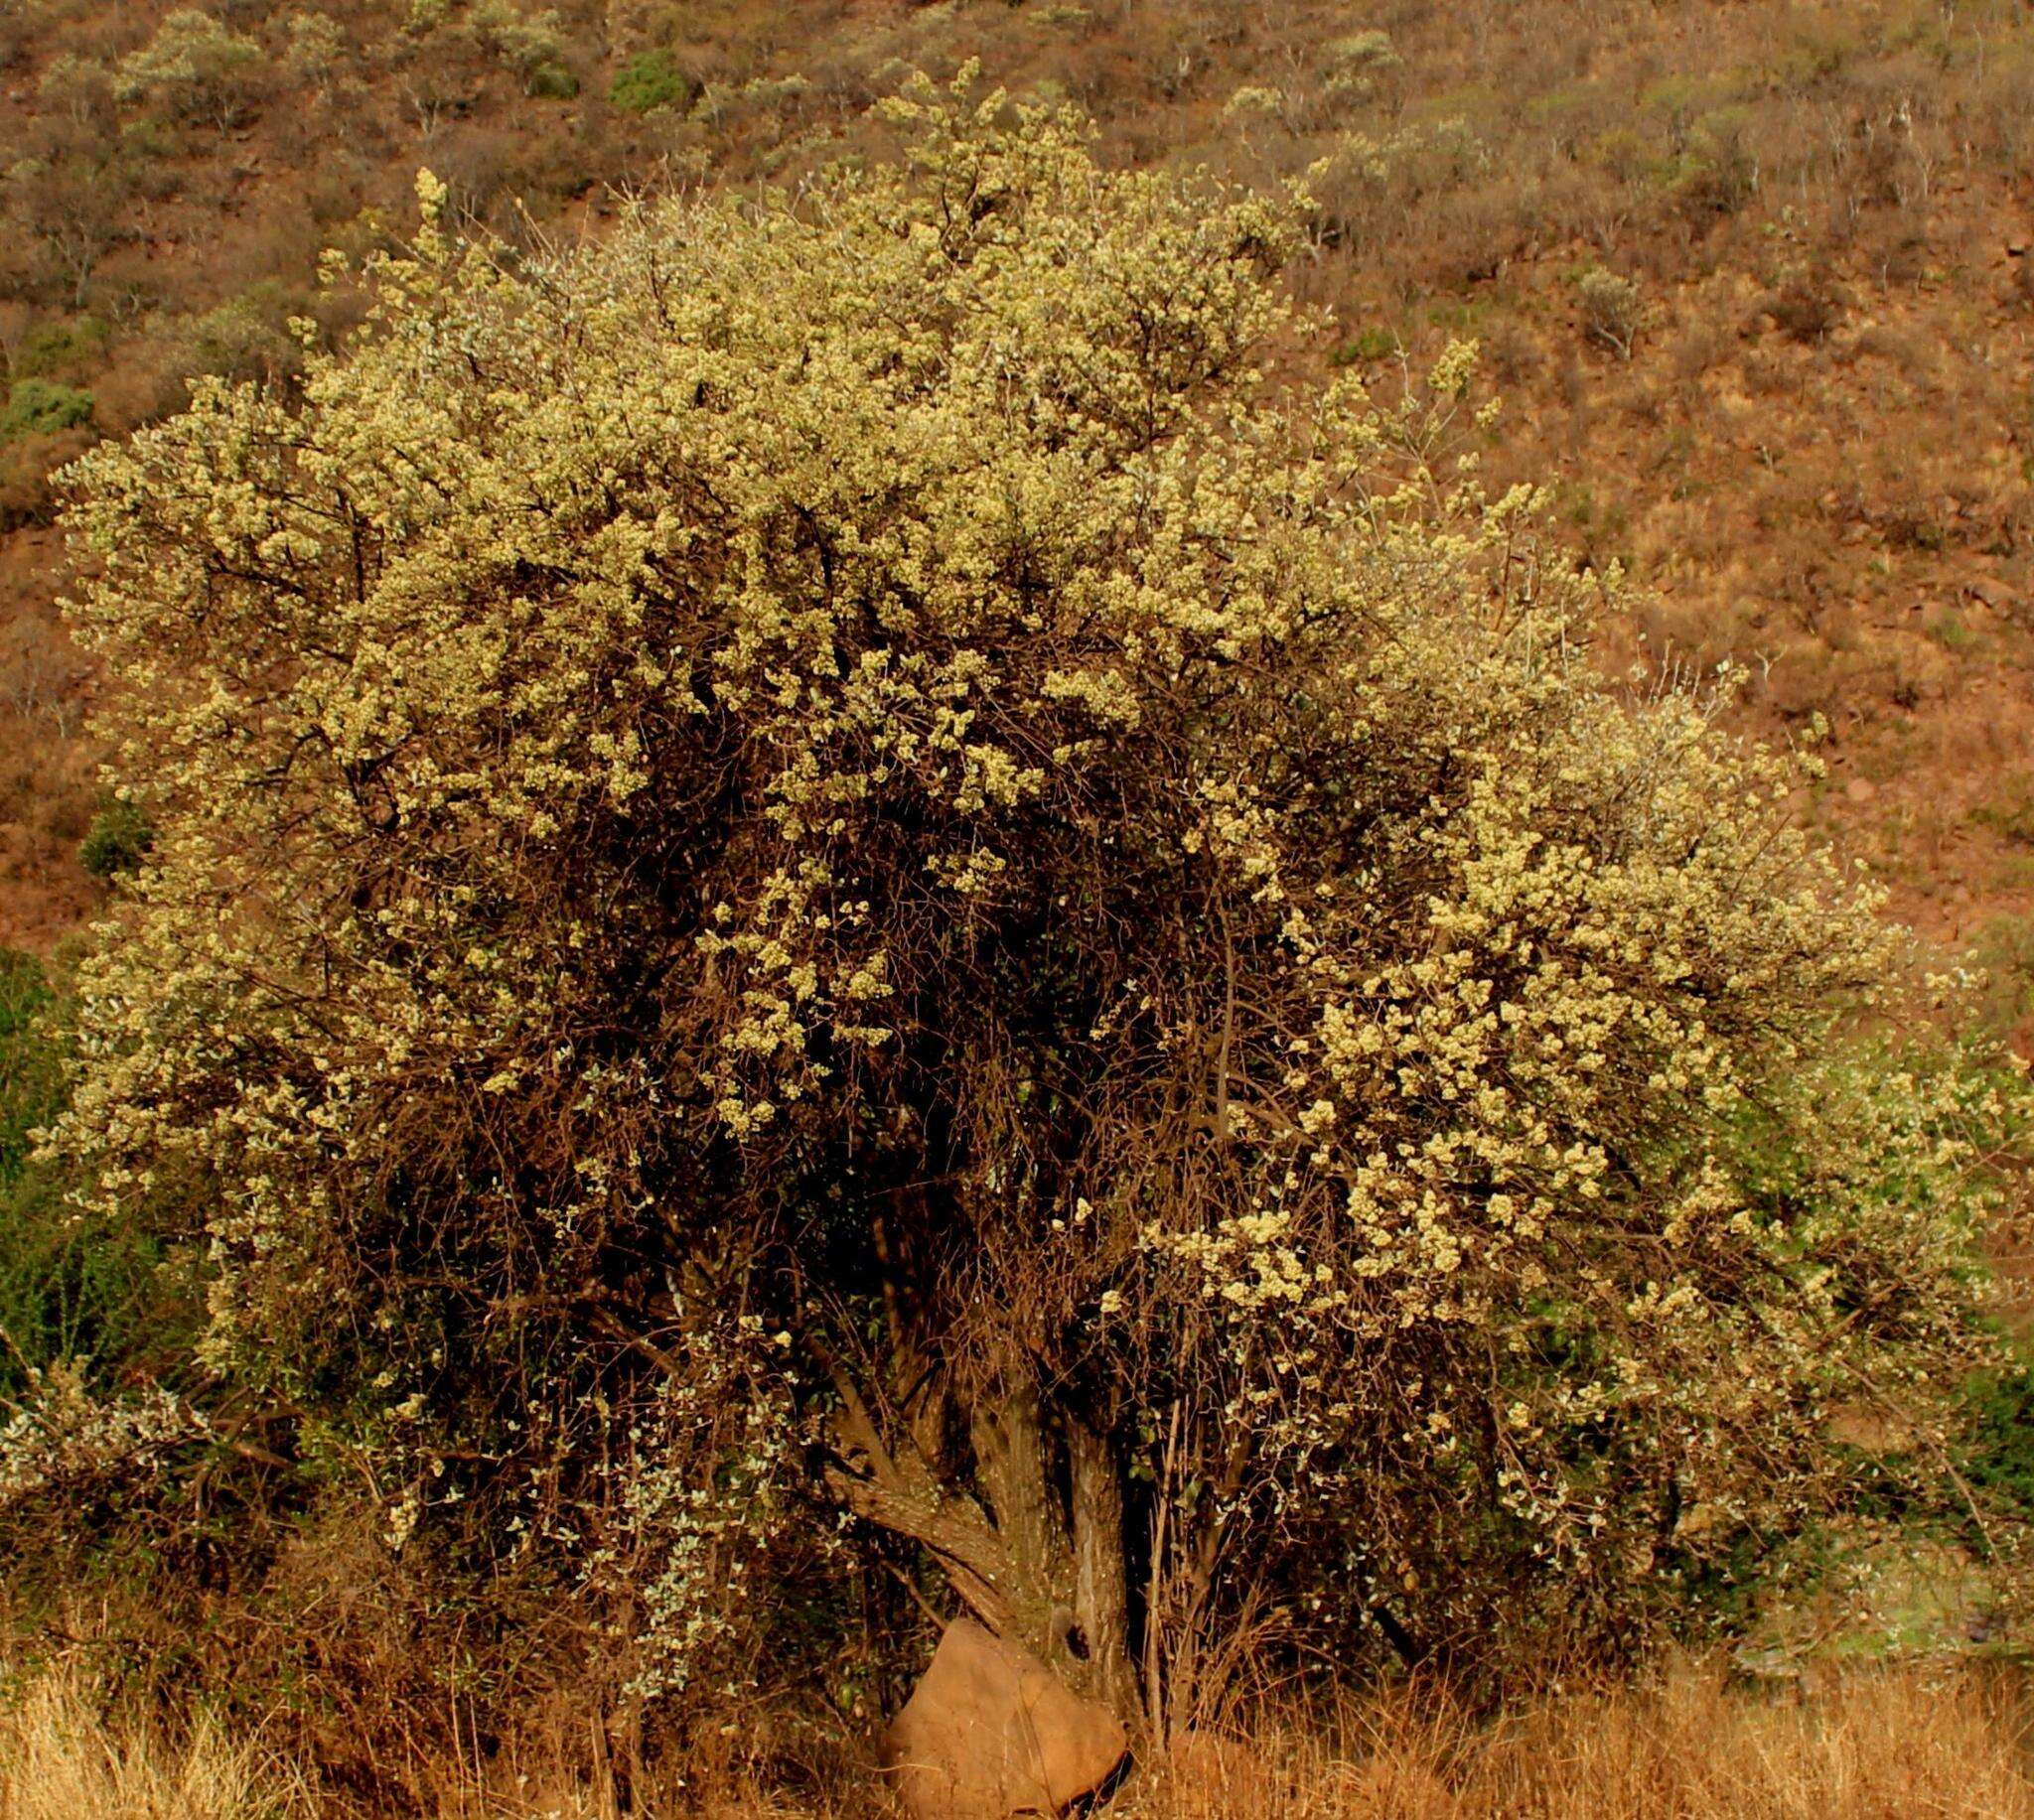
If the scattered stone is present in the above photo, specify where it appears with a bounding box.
[1963,578,2025,617]
[882,1618,1126,1819]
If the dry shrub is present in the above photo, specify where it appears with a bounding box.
[1755,260,1845,347]
[0,427,95,530]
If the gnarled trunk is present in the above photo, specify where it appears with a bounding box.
[1067,1412,1134,1716]
[824,1358,1137,1721]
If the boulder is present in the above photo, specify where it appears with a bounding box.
[882,1618,1127,1818]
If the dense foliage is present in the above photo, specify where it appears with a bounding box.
[26,74,2016,1732]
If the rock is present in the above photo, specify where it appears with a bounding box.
[1964,578,2025,617]
[882,1618,1127,1819]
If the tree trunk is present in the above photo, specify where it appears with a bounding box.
[970,1385,1066,1627]
[824,1357,1138,1721]
[1068,1413,1134,1716]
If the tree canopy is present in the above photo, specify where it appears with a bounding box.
[43,72,2008,1727]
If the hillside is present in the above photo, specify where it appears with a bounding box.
[2,0,2033,995]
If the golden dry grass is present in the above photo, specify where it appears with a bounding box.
[5,1656,2032,1818]
[0,1661,314,1820]
[1137,1662,2034,1818]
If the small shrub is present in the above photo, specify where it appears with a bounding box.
[1576,264,1645,358]
[77,796,152,879]
[525,59,579,100]
[0,380,92,442]
[1324,28,1401,106]
[610,49,697,116]
[0,435,89,530]
[468,1,567,80]
[1763,267,1842,345]
[1332,324,1401,365]
[182,282,301,385]
[1671,104,1761,222]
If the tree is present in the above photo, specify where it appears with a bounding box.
[51,74,2005,1732]
[278,11,349,104]
[115,8,264,135]
[466,0,575,96]
[36,54,115,134]
[1577,264,1646,359]
[4,123,132,310]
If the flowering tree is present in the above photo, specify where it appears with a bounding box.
[50,73,2003,1728]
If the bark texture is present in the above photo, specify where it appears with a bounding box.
[825,1359,1136,1719]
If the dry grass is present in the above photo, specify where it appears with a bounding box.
[0,1662,315,1820]
[4,1655,2030,1818]
[1138,1661,2034,1818]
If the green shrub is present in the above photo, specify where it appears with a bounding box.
[1575,264,1645,358]
[0,950,171,1402]
[526,58,579,99]
[0,949,54,1144]
[1960,1357,2034,1515]
[1332,324,1401,364]
[77,796,153,879]
[610,49,696,115]
[13,318,108,381]
[0,379,93,442]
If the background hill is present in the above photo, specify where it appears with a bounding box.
[1,0,2031,993]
